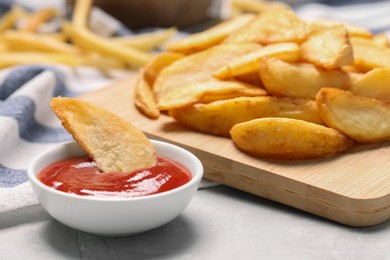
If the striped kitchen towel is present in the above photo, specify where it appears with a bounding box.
[0,65,129,213]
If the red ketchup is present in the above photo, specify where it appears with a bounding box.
[37,156,191,198]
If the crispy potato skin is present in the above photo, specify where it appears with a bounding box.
[225,9,309,44]
[230,118,353,160]
[316,88,390,143]
[350,68,390,100]
[134,73,160,119]
[300,25,354,69]
[170,96,324,137]
[260,58,352,99]
[51,97,156,173]
[154,43,261,100]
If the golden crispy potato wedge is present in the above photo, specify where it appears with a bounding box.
[234,72,264,88]
[51,97,156,173]
[154,43,261,100]
[316,88,390,143]
[300,25,354,69]
[198,91,262,104]
[134,73,160,119]
[308,18,372,39]
[260,58,351,99]
[170,96,324,137]
[157,80,266,110]
[230,118,353,159]
[351,37,390,71]
[225,9,309,44]
[350,68,390,100]
[213,42,300,79]
[341,65,361,73]
[143,52,184,85]
[166,14,255,54]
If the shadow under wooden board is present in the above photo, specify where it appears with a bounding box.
[80,75,390,227]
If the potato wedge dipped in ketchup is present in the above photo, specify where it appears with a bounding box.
[37,97,191,198]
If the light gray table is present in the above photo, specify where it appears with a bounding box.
[1,184,389,259]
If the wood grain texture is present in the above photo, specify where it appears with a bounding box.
[80,74,390,227]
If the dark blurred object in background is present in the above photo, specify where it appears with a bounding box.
[68,0,214,30]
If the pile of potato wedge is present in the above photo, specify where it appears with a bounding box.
[134,5,390,160]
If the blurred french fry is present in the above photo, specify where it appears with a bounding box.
[157,80,266,110]
[0,5,28,32]
[170,96,324,137]
[143,52,184,85]
[134,73,160,119]
[213,42,299,79]
[69,0,151,68]
[308,18,372,39]
[19,7,58,32]
[230,117,353,159]
[350,68,390,100]
[260,58,352,99]
[351,37,390,71]
[1,30,80,54]
[231,0,289,14]
[300,25,354,69]
[225,8,309,44]
[114,28,178,51]
[71,0,91,28]
[154,43,261,100]
[0,51,123,71]
[44,32,68,42]
[166,14,255,54]
[317,88,390,143]
[71,27,152,68]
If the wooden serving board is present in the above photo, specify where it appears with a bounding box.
[81,75,390,227]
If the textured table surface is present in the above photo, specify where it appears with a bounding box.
[1,184,389,260]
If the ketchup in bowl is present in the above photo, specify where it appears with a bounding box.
[37,156,191,198]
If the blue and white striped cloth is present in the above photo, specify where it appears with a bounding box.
[0,65,129,212]
[1,0,390,213]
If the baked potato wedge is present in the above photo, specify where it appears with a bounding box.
[154,43,261,100]
[316,88,390,143]
[157,80,266,110]
[351,37,390,72]
[230,117,353,159]
[170,96,324,137]
[213,42,300,79]
[260,58,351,99]
[225,8,309,44]
[300,25,354,69]
[134,73,160,119]
[143,52,184,85]
[51,97,156,173]
[350,68,390,100]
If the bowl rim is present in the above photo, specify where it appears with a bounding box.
[27,140,203,202]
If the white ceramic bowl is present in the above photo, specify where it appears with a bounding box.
[28,140,203,236]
